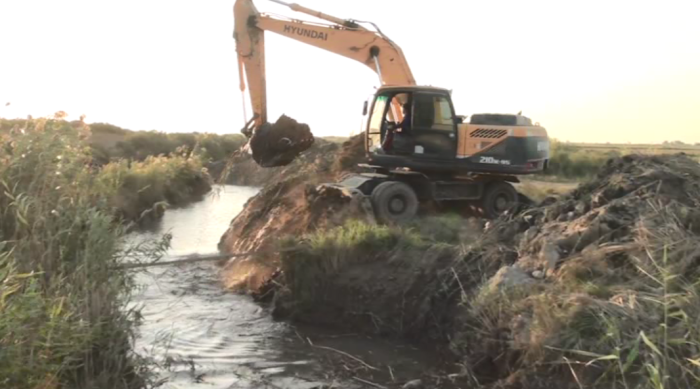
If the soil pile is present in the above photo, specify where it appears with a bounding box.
[270,153,700,388]
[248,115,315,167]
[219,135,362,187]
[217,135,367,290]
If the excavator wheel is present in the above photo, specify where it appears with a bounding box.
[481,181,519,219]
[371,181,419,224]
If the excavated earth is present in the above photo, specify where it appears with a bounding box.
[248,114,316,167]
[219,145,700,387]
[217,135,367,291]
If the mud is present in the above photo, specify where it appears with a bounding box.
[218,135,367,291]
[248,115,315,167]
[219,150,700,388]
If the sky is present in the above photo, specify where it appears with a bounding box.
[1,0,699,144]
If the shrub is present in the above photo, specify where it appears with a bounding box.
[97,152,211,224]
[0,115,162,388]
[113,131,245,163]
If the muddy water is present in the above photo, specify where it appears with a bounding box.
[126,185,441,389]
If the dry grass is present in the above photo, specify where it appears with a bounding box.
[516,179,579,202]
[457,155,700,388]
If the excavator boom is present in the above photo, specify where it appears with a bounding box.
[234,0,415,167]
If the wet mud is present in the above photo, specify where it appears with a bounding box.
[248,115,315,168]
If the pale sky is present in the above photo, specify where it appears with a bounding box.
[1,0,699,144]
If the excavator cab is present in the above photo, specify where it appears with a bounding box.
[364,85,550,176]
[366,86,460,163]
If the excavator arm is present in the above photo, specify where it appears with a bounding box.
[234,0,416,167]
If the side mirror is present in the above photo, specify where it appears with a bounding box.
[454,116,464,124]
[362,100,368,116]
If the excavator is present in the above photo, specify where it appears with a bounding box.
[233,0,551,222]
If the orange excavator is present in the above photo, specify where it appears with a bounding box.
[234,0,415,167]
[234,0,551,220]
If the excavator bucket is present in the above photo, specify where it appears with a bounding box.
[247,115,315,167]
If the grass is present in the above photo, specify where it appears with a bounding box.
[98,153,211,224]
[277,215,481,315]
[539,139,700,181]
[2,116,214,225]
[539,139,622,180]
[461,203,700,388]
[279,219,424,304]
[0,114,169,388]
[516,180,579,202]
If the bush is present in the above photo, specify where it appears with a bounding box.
[113,131,245,163]
[0,115,162,388]
[98,152,211,224]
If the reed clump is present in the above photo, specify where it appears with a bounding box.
[0,114,167,388]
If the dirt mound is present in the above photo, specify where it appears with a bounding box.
[266,153,700,388]
[445,153,700,384]
[248,115,315,167]
[217,135,367,290]
[220,135,363,187]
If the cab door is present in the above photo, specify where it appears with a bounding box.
[409,92,457,160]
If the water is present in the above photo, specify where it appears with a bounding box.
[126,185,441,389]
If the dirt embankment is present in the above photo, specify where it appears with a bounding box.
[221,149,700,388]
[217,135,367,290]
[213,136,363,188]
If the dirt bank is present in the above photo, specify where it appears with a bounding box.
[217,135,367,290]
[227,152,700,388]
[216,136,363,188]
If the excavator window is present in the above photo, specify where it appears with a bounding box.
[413,93,454,132]
[367,95,388,151]
[369,96,388,132]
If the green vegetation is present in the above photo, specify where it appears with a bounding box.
[0,115,169,388]
[110,130,245,164]
[540,139,621,180]
[2,117,216,225]
[540,139,700,181]
[1,117,247,168]
[280,220,423,303]
[98,154,211,224]
[279,216,478,307]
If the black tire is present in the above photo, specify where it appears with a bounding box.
[371,181,419,224]
[481,181,519,219]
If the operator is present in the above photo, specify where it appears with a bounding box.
[397,102,412,134]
